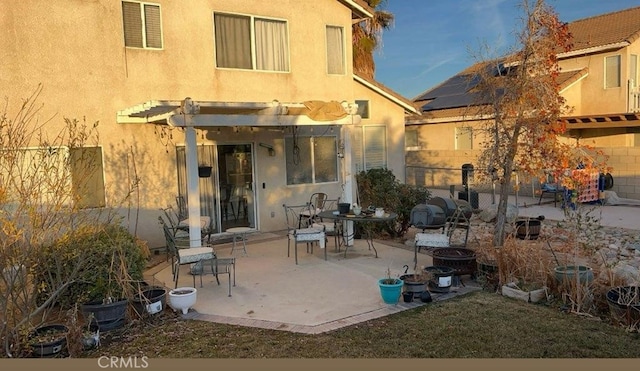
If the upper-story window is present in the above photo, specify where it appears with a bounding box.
[326,26,345,75]
[605,55,621,88]
[455,127,473,150]
[214,13,290,72]
[122,1,163,49]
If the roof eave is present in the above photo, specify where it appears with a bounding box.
[558,42,629,59]
[338,0,374,19]
[353,75,419,114]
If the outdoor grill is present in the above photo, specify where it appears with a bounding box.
[409,203,446,230]
[428,197,473,220]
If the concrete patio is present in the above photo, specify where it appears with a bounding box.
[146,195,640,334]
[147,233,481,334]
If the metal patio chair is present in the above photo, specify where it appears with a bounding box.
[283,203,326,264]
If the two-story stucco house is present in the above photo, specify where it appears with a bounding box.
[1,0,417,249]
[406,6,640,201]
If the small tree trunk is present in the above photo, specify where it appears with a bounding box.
[493,125,521,247]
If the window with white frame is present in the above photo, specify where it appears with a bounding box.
[455,127,473,150]
[605,55,621,88]
[214,13,290,72]
[122,1,163,49]
[405,130,420,151]
[3,146,105,209]
[285,135,337,185]
[353,126,387,172]
[326,26,345,75]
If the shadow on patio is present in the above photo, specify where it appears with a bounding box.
[146,233,481,334]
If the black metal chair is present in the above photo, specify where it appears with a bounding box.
[299,192,327,228]
[160,216,235,295]
[309,197,342,250]
[283,203,326,264]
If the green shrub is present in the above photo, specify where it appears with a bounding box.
[32,223,150,307]
[356,168,431,237]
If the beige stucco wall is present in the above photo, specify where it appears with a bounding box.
[1,0,409,248]
[405,122,482,188]
[408,39,640,201]
[352,83,407,182]
[559,39,640,115]
[406,121,640,201]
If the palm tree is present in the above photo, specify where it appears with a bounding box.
[353,0,394,79]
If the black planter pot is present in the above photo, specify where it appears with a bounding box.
[419,290,433,303]
[606,286,640,328]
[399,274,427,298]
[476,259,500,289]
[402,291,414,303]
[29,324,68,358]
[198,166,212,178]
[81,299,128,332]
[132,286,167,317]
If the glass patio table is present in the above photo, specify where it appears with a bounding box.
[316,210,397,258]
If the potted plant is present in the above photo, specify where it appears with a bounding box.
[496,235,551,303]
[168,287,198,314]
[399,264,429,299]
[423,266,454,293]
[28,324,68,358]
[198,165,212,178]
[32,223,150,332]
[549,205,601,314]
[475,244,500,290]
[606,286,640,330]
[377,267,403,304]
[132,285,167,318]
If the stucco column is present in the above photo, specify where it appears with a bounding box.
[184,126,202,247]
[342,124,354,246]
[180,98,202,247]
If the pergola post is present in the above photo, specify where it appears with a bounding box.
[180,98,202,247]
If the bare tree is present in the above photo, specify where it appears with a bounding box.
[0,85,147,357]
[470,0,607,246]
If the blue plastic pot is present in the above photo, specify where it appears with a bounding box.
[378,278,404,304]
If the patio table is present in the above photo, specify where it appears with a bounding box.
[316,210,397,258]
[227,226,255,256]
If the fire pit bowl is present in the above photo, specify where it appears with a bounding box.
[431,247,477,277]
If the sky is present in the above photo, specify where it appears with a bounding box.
[373,0,640,99]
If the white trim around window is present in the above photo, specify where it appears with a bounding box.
[214,12,290,72]
[353,125,387,172]
[604,55,621,89]
[285,134,338,185]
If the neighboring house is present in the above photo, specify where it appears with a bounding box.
[1,0,416,249]
[406,6,640,200]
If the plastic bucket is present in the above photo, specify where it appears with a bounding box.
[424,266,454,293]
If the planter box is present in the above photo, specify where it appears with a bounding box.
[501,282,547,303]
